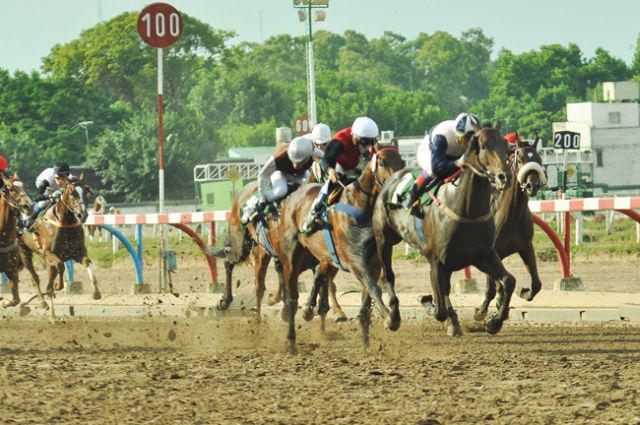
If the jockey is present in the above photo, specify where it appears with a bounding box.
[241,136,323,225]
[403,112,480,209]
[22,162,74,228]
[301,116,379,234]
[504,131,522,153]
[309,122,332,183]
[0,154,9,189]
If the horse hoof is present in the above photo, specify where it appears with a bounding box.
[216,299,231,311]
[287,343,298,355]
[385,316,401,332]
[334,312,348,323]
[19,304,31,317]
[518,287,535,301]
[485,316,504,334]
[302,307,314,322]
[2,300,19,308]
[40,301,49,310]
[281,305,291,322]
[447,324,463,337]
[266,293,279,306]
[92,291,102,300]
[474,308,487,322]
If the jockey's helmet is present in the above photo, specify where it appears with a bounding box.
[351,116,379,139]
[0,155,7,171]
[54,162,71,177]
[311,123,332,145]
[454,112,480,137]
[287,136,314,164]
[505,132,522,144]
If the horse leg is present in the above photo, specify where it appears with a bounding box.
[47,264,58,323]
[429,260,462,336]
[81,257,101,300]
[217,260,234,311]
[252,247,270,323]
[317,264,336,319]
[267,259,284,306]
[475,252,516,334]
[22,250,47,309]
[55,262,65,292]
[350,259,389,323]
[517,242,542,301]
[2,270,21,308]
[474,275,497,321]
[357,290,372,349]
[378,236,400,331]
[281,247,305,354]
[303,264,327,322]
[328,278,347,322]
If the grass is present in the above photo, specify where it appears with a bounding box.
[77,213,638,268]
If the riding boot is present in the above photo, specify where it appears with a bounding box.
[402,173,432,209]
[301,193,327,235]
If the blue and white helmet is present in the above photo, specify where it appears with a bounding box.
[454,112,480,137]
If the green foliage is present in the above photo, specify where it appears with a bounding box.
[2,14,638,201]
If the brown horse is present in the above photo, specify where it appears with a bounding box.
[474,136,547,321]
[207,180,343,328]
[277,147,406,352]
[86,195,107,241]
[373,123,515,337]
[30,175,100,321]
[0,175,37,310]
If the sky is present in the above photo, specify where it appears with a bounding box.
[1,0,640,74]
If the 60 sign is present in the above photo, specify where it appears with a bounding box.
[553,131,581,150]
[137,3,183,48]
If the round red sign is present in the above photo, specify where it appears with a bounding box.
[137,3,183,48]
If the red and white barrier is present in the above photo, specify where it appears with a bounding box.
[528,197,640,213]
[85,211,230,225]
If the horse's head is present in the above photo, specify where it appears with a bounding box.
[62,175,92,223]
[464,122,511,191]
[511,136,547,197]
[1,174,34,215]
[370,145,406,187]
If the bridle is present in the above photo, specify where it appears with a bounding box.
[58,181,89,223]
[507,144,547,193]
[1,181,31,214]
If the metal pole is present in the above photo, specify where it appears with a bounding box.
[306,2,317,128]
[158,47,167,292]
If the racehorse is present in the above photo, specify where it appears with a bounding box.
[206,181,344,329]
[474,136,547,321]
[29,175,101,321]
[0,174,40,310]
[373,123,515,337]
[86,195,107,241]
[277,146,405,352]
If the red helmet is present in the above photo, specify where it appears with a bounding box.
[0,155,7,171]
[505,132,522,144]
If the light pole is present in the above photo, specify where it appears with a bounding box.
[293,0,328,128]
[73,120,94,146]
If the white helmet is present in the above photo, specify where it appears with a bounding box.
[454,112,480,137]
[351,116,379,138]
[311,123,332,145]
[287,136,314,163]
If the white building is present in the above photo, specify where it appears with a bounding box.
[552,81,640,194]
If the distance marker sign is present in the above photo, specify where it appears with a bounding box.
[137,3,183,48]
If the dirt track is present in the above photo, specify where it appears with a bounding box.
[1,316,639,424]
[1,256,640,424]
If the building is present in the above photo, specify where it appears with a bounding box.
[551,81,640,195]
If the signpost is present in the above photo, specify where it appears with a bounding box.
[137,3,183,292]
[295,115,310,136]
[553,130,581,194]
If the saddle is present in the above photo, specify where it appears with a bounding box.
[388,169,443,210]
